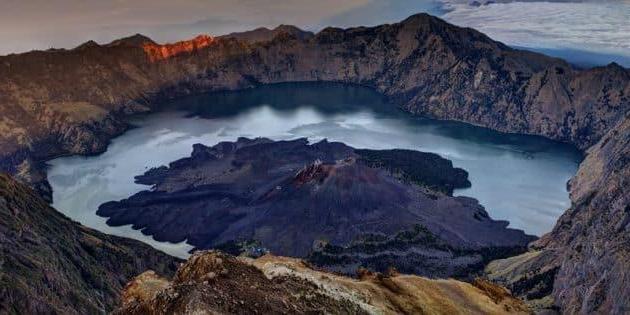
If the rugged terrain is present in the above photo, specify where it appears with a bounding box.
[115,250,529,315]
[0,12,628,314]
[486,114,630,314]
[0,174,180,314]
[97,137,532,278]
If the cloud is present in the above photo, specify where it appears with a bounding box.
[440,0,630,59]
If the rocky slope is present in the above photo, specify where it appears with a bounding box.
[486,114,630,314]
[0,174,180,314]
[544,115,630,314]
[115,250,530,315]
[97,138,533,278]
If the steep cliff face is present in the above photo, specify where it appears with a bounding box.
[0,174,180,314]
[114,250,529,315]
[487,115,630,314]
[539,115,629,314]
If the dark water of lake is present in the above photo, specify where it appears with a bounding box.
[47,83,582,257]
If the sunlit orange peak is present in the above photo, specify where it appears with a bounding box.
[142,34,215,62]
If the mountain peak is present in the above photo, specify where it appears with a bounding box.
[274,24,301,32]
[221,25,313,43]
[192,34,213,41]
[107,33,156,47]
[74,40,100,50]
[400,12,440,25]
[606,61,628,71]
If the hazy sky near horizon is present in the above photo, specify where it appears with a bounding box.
[0,0,628,65]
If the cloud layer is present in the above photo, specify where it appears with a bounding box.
[441,1,630,60]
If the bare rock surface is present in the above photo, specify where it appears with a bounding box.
[0,174,180,314]
[97,138,533,278]
[115,250,530,315]
[535,115,630,314]
[487,115,630,314]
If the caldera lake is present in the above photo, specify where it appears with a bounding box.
[47,83,582,257]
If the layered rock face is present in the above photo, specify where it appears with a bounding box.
[115,250,530,315]
[97,138,533,278]
[0,174,180,314]
[487,115,630,314]
[543,116,630,314]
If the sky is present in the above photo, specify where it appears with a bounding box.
[0,0,628,66]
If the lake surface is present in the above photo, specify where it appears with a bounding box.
[47,83,581,257]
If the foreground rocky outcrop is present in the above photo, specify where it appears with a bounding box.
[487,114,630,314]
[0,174,180,314]
[115,250,530,315]
[96,138,533,278]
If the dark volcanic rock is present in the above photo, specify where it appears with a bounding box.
[0,174,180,314]
[97,138,533,278]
